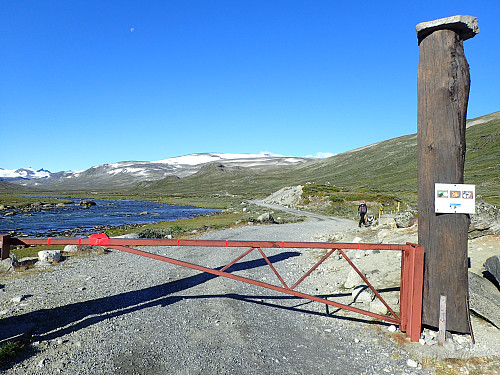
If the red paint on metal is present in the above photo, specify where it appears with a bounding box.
[89,233,110,246]
[8,235,424,341]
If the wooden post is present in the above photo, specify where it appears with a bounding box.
[416,16,479,333]
[438,295,447,345]
[1,235,10,260]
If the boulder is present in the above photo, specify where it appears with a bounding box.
[377,217,397,229]
[344,268,365,289]
[80,200,96,207]
[256,212,276,224]
[484,255,500,285]
[352,285,374,303]
[469,201,500,238]
[394,211,415,228]
[38,250,61,263]
[468,271,500,328]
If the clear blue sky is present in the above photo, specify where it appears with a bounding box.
[1,1,498,172]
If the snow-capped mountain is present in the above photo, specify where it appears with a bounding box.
[0,167,52,181]
[2,153,313,190]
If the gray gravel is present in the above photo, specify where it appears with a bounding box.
[0,207,432,375]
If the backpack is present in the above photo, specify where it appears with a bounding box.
[359,203,367,214]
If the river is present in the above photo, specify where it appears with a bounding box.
[0,197,221,237]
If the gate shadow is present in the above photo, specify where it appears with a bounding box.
[1,249,399,366]
[0,251,300,344]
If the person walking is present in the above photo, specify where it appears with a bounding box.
[358,200,367,227]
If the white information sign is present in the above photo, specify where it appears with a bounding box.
[435,183,476,214]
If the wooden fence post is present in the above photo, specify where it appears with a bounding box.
[1,235,11,260]
[416,16,479,333]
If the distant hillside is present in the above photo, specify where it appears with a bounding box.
[0,179,37,194]
[5,153,312,190]
[140,111,500,205]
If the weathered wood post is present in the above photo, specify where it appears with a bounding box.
[1,235,11,260]
[416,15,479,333]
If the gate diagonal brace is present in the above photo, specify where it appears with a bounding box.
[106,244,400,325]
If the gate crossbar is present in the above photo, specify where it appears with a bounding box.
[1,234,424,342]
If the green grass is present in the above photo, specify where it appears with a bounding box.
[0,341,27,366]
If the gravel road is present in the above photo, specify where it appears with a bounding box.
[0,207,432,375]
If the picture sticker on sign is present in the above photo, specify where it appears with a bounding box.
[437,190,449,198]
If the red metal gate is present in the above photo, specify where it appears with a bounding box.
[1,234,424,342]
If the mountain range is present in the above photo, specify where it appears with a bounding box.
[0,153,313,190]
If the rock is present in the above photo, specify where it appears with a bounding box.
[484,255,500,285]
[352,285,374,303]
[261,185,303,207]
[256,212,276,224]
[38,250,62,263]
[0,258,15,273]
[369,299,389,315]
[17,257,39,267]
[377,217,397,229]
[468,271,500,328]
[469,201,500,238]
[394,211,415,228]
[416,15,479,43]
[64,245,79,253]
[80,200,96,207]
[407,358,418,368]
[344,268,365,289]
[64,245,103,253]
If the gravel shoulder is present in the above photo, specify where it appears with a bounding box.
[0,203,499,374]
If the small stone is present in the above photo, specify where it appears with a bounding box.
[39,359,46,367]
[11,296,24,303]
[38,250,61,263]
[407,358,418,368]
[419,338,426,345]
[387,325,397,332]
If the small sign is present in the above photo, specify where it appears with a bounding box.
[435,183,475,214]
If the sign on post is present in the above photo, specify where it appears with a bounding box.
[435,183,476,214]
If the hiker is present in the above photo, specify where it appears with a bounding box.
[358,200,367,227]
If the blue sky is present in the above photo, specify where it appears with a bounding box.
[1,1,499,172]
